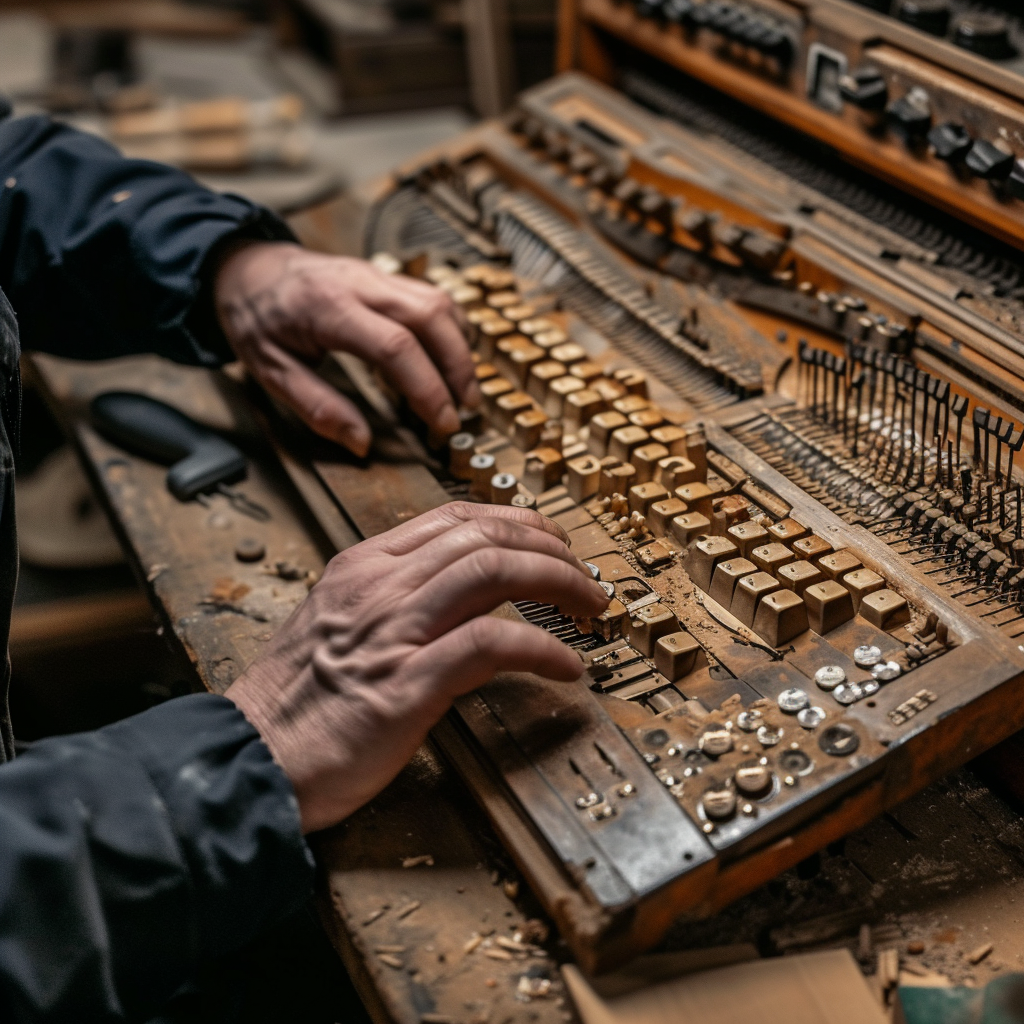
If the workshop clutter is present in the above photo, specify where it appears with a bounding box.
[108,92,310,171]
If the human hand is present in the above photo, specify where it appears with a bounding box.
[214,242,478,457]
[225,502,609,833]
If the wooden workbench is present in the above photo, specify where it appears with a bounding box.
[30,349,1024,1022]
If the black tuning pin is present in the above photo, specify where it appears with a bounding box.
[896,0,951,37]
[965,140,1015,181]
[1007,160,1024,201]
[953,13,1014,60]
[928,123,972,163]
[634,0,664,18]
[972,406,990,471]
[662,0,694,23]
[839,66,888,111]
[951,395,969,470]
[887,91,932,145]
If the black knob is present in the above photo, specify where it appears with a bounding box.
[840,66,888,111]
[897,0,950,37]
[887,92,932,143]
[687,2,717,27]
[662,0,694,24]
[965,140,1014,180]
[928,122,972,162]
[708,3,741,33]
[954,14,1014,59]
[758,27,794,65]
[1007,160,1024,201]
[634,0,663,18]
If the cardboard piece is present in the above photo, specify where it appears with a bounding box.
[563,948,887,1024]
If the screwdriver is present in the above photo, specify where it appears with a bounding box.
[90,391,271,522]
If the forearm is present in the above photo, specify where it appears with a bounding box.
[0,116,295,366]
[0,694,313,1024]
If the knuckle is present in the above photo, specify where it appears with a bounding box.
[469,546,506,583]
[376,327,416,362]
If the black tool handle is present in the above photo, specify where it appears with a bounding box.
[91,391,247,500]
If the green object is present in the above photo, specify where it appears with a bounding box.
[898,974,1024,1024]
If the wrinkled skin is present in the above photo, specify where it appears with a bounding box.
[215,242,478,456]
[226,503,610,833]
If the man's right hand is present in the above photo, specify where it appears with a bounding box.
[225,502,609,834]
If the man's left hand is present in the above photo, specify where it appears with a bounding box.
[214,242,479,456]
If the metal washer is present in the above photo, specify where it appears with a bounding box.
[853,644,883,668]
[871,660,902,682]
[798,706,826,729]
[778,688,810,713]
[814,665,846,691]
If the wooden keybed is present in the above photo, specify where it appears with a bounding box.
[269,6,1024,975]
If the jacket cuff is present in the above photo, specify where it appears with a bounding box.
[183,206,298,367]
[103,692,314,955]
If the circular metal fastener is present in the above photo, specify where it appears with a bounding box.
[699,728,734,757]
[833,683,863,706]
[863,680,880,696]
[819,723,861,757]
[584,561,601,580]
[235,538,265,563]
[736,709,763,732]
[599,581,616,598]
[780,748,812,775]
[871,660,902,682]
[854,644,883,668]
[734,760,772,797]
[757,724,783,747]
[814,665,846,691]
[701,786,737,821]
[643,728,669,748]
[798,706,826,729]
[778,688,810,714]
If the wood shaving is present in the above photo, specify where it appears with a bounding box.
[375,945,406,954]
[362,909,386,926]
[967,942,994,965]
[495,936,529,952]
[420,1015,457,1024]
[377,953,404,969]
[483,948,514,961]
[463,933,484,954]
[402,855,435,868]
[396,900,421,919]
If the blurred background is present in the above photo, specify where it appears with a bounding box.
[0,6,554,1016]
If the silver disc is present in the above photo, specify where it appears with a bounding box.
[814,665,846,691]
[853,645,883,668]
[798,706,826,729]
[778,688,810,714]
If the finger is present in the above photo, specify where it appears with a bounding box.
[361,277,479,409]
[412,617,585,701]
[385,515,588,592]
[311,300,462,438]
[404,548,609,640]
[373,502,571,556]
[243,339,373,455]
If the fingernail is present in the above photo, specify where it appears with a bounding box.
[437,403,461,436]
[345,429,371,458]
[462,380,482,409]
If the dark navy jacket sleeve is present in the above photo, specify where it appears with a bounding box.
[0,694,315,1024]
[0,116,296,367]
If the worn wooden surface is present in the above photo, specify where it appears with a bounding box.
[28,352,570,1024]
[30,349,1024,1019]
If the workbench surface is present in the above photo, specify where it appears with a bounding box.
[31,350,1024,1024]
